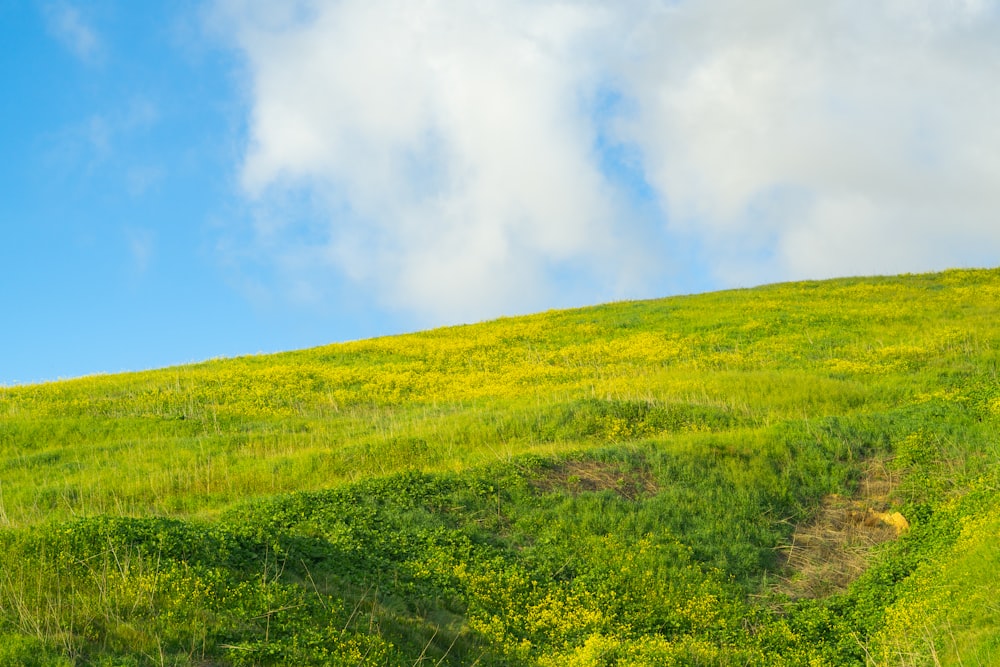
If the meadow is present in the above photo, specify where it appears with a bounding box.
[0,268,998,665]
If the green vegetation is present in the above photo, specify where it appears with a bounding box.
[1,267,998,665]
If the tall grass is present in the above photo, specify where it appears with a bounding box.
[0,268,998,664]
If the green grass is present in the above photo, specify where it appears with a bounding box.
[0,268,998,664]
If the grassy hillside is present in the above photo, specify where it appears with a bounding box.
[0,268,998,665]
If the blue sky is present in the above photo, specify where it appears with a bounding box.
[2,1,399,385]
[3,1,999,386]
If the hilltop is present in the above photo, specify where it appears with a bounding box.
[0,268,998,665]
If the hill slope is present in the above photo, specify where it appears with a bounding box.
[1,268,998,665]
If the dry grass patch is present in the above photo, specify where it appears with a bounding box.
[775,459,908,599]
[531,459,658,501]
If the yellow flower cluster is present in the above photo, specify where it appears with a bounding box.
[2,267,999,527]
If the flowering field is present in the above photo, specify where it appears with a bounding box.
[0,268,998,664]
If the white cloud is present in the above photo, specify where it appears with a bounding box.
[615,0,1000,283]
[216,0,1000,320]
[215,0,654,321]
[43,2,102,62]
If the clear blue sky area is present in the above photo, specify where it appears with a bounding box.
[1,2,405,385]
[2,2,997,386]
